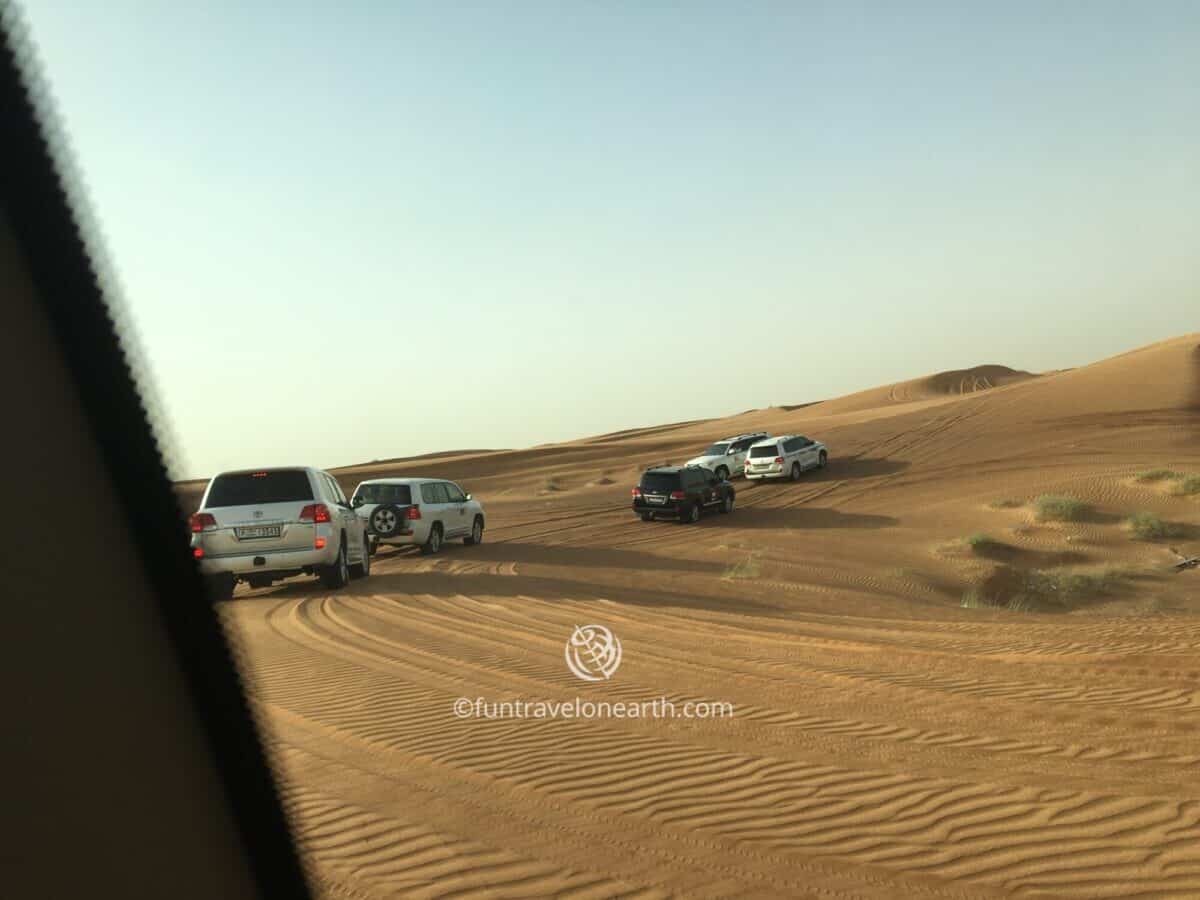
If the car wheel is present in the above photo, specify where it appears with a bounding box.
[465,516,484,545]
[321,541,350,588]
[681,503,700,524]
[420,523,443,555]
[205,574,235,602]
[720,493,734,514]
[349,533,370,578]
[640,513,653,522]
[715,465,729,482]
[790,462,801,481]
[370,503,404,538]
[819,450,828,468]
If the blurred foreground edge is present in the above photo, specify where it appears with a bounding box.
[0,10,312,900]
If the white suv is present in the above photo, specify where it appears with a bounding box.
[685,432,769,481]
[351,478,485,555]
[190,467,370,600]
[744,435,828,481]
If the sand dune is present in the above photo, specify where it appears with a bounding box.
[207,334,1200,898]
[794,364,1038,419]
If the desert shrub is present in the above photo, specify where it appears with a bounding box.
[1127,512,1177,540]
[722,556,761,580]
[989,498,1022,509]
[1171,475,1200,496]
[1033,494,1090,522]
[1135,468,1179,483]
[964,533,997,551]
[960,585,1031,612]
[960,589,990,609]
[962,566,1126,612]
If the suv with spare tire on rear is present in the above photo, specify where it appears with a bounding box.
[351,477,485,555]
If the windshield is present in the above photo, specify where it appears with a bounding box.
[749,445,779,459]
[353,483,413,505]
[702,443,730,456]
[205,470,313,507]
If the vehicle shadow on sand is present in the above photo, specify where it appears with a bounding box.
[790,456,910,482]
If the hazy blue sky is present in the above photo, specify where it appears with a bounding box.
[18,1,1200,478]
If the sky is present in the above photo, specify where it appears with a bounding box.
[15,1,1200,479]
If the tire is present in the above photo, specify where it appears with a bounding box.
[818,450,828,468]
[790,462,802,481]
[719,493,735,514]
[349,532,371,578]
[370,503,404,538]
[205,574,235,602]
[321,540,350,588]
[464,516,484,545]
[640,513,653,522]
[420,523,443,555]
[715,465,729,482]
[680,502,701,524]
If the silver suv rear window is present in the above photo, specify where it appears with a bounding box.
[355,483,413,505]
[206,470,313,507]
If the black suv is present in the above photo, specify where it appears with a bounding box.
[632,465,736,523]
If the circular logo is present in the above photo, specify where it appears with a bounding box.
[565,624,622,681]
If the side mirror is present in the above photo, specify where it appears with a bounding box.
[727,448,738,455]
[464,493,472,501]
[351,496,364,507]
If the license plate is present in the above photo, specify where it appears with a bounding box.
[236,524,282,539]
[646,496,666,505]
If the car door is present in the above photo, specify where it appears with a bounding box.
[729,438,753,473]
[701,468,723,505]
[796,437,817,470]
[781,437,800,470]
[442,481,469,536]
[421,481,450,535]
[680,469,700,508]
[723,441,741,473]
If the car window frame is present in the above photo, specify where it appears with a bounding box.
[322,473,346,505]
[443,482,466,503]
[422,482,447,504]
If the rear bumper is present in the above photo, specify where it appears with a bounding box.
[375,530,419,545]
[745,466,784,479]
[197,545,337,576]
[633,503,683,518]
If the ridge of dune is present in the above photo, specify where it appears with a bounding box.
[799,363,1039,418]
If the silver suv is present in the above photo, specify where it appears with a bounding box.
[351,477,485,555]
[685,432,769,480]
[190,466,370,600]
[744,434,828,481]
